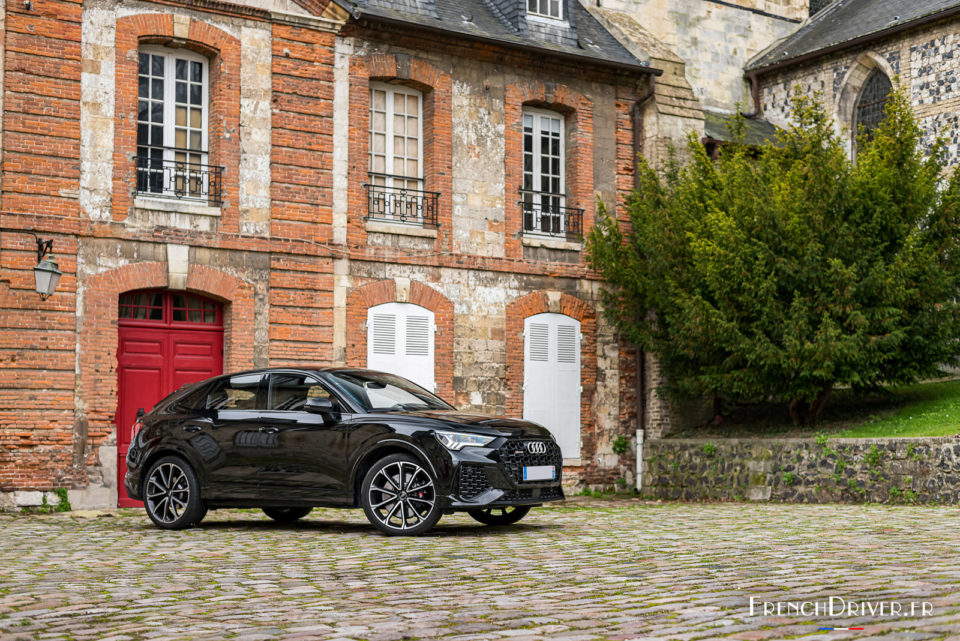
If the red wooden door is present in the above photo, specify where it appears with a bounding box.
[116,291,223,507]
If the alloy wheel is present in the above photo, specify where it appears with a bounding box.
[146,462,191,524]
[367,460,436,531]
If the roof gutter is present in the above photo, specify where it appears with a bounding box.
[353,12,663,76]
[748,5,960,76]
[632,75,656,189]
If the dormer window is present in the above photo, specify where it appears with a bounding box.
[528,0,563,21]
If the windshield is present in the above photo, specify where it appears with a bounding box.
[325,370,454,413]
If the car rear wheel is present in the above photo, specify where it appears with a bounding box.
[143,456,205,530]
[262,507,312,523]
[468,505,531,526]
[361,454,441,536]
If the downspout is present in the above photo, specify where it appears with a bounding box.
[741,70,762,118]
[631,75,655,494]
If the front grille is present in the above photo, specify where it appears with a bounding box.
[498,439,563,484]
[458,464,493,500]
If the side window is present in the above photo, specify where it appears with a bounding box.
[206,374,264,410]
[179,383,212,411]
[267,373,332,411]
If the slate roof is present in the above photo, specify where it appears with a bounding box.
[748,0,960,72]
[336,0,656,73]
[703,110,778,147]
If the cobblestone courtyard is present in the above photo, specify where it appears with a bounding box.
[1,501,958,641]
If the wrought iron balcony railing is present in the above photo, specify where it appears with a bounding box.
[519,189,583,240]
[363,174,440,228]
[136,153,224,205]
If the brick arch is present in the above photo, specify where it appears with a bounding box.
[345,279,454,401]
[348,54,453,250]
[505,81,595,259]
[77,261,255,468]
[112,14,241,232]
[505,291,597,465]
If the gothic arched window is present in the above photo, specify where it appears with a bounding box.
[855,69,892,139]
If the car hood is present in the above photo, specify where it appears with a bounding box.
[367,409,554,439]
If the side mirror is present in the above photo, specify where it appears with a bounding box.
[305,397,336,415]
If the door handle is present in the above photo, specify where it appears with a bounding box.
[259,426,279,434]
[183,425,203,433]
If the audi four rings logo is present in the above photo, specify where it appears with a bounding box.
[526,441,547,454]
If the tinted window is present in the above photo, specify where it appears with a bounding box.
[325,370,453,413]
[177,383,212,411]
[267,373,332,411]
[206,374,264,410]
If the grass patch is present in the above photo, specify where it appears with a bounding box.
[673,378,960,439]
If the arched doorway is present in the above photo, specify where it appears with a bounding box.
[523,312,581,458]
[116,290,224,506]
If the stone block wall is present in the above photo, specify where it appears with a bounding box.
[757,17,960,167]
[642,437,960,504]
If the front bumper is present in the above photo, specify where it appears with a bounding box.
[444,438,565,509]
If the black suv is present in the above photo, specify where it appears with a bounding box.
[125,368,564,535]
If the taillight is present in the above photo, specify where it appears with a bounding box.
[130,408,145,442]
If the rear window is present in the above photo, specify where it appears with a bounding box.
[205,373,264,410]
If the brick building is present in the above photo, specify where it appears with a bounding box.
[0,0,690,508]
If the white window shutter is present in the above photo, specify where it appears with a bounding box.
[527,323,549,362]
[371,314,396,355]
[523,313,581,458]
[405,315,430,356]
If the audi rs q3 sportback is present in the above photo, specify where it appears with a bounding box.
[124,368,565,535]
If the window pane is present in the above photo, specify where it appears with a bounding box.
[394,115,405,135]
[407,116,418,135]
[152,55,163,76]
[406,138,418,157]
[176,106,187,127]
[190,84,201,106]
[151,102,163,124]
[394,92,405,113]
[138,53,149,75]
[138,77,149,99]
[172,308,185,322]
[373,111,385,132]
[191,61,202,83]
[175,129,187,148]
[190,108,202,128]
[190,132,201,150]
[138,100,148,122]
[151,78,163,99]
[176,59,187,80]
[407,159,418,177]
[151,126,163,145]
[393,136,404,156]
[373,90,386,110]
[407,95,419,115]
[373,133,385,154]
[175,82,187,104]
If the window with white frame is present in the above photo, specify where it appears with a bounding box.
[137,47,215,202]
[367,83,429,224]
[366,303,436,392]
[521,107,566,235]
[527,0,563,20]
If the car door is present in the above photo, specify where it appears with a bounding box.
[202,372,267,500]
[256,373,348,500]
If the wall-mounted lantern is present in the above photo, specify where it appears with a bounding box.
[32,236,61,300]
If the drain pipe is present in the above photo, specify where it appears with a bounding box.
[632,76,656,494]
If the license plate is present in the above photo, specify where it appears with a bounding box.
[523,465,556,481]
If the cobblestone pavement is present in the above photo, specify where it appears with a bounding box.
[1,501,959,641]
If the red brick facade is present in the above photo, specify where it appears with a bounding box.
[0,0,655,505]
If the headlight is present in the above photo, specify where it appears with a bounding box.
[434,431,495,450]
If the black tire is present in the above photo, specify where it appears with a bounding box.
[262,507,312,523]
[361,453,442,536]
[468,505,531,526]
[143,456,206,530]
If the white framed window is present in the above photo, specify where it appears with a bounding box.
[523,313,581,458]
[369,82,423,191]
[527,0,563,20]
[521,107,566,235]
[136,46,212,201]
[367,302,436,392]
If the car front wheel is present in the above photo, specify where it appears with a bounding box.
[361,454,441,536]
[468,505,531,526]
[143,456,205,530]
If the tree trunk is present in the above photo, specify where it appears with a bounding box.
[788,384,833,425]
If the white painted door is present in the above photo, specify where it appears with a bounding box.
[367,302,436,392]
[523,313,581,458]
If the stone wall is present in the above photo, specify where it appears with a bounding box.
[757,17,960,166]
[590,0,804,112]
[641,437,960,504]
